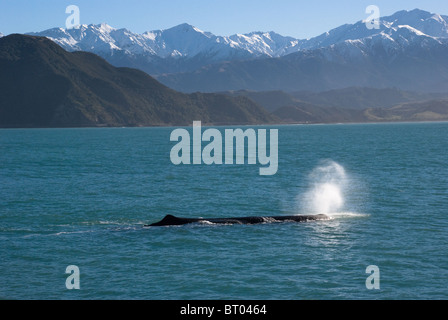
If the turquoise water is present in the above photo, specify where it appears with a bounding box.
[1,122,447,300]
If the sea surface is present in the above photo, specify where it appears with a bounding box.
[0,122,447,300]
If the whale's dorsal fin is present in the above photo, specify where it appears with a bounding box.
[150,215,177,226]
[149,215,198,226]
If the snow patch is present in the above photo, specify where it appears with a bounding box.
[397,24,426,36]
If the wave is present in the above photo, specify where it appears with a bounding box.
[79,220,146,226]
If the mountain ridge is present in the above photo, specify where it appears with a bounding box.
[0,34,275,128]
[26,8,448,93]
[1,34,447,128]
[27,8,448,77]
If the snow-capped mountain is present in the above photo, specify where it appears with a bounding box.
[29,22,302,58]
[26,8,448,92]
[29,9,448,62]
[316,23,448,64]
[0,33,4,38]
[28,22,305,74]
[299,8,448,50]
[28,23,300,65]
[158,29,448,93]
[156,9,448,93]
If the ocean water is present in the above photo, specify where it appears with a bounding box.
[0,122,447,300]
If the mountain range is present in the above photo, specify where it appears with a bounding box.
[0,34,274,128]
[2,9,448,127]
[22,9,448,93]
[27,22,301,75]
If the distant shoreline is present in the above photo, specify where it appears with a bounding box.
[2,119,448,130]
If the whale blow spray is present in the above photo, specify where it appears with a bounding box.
[302,160,348,215]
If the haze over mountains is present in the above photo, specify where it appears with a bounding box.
[223,88,448,123]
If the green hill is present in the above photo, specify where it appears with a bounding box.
[0,34,275,128]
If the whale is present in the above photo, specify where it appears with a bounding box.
[146,214,330,227]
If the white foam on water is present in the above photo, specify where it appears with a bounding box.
[53,230,96,236]
[325,211,370,219]
[199,220,217,225]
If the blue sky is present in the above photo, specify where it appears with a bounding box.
[1,0,447,38]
